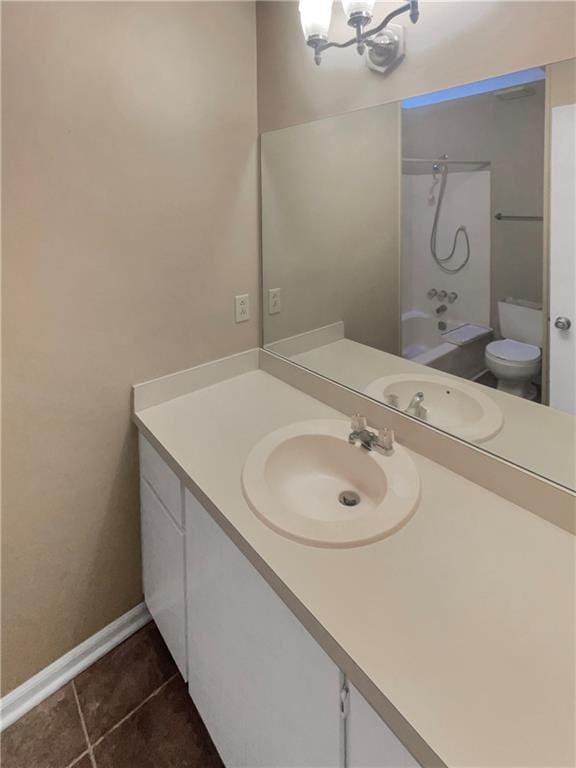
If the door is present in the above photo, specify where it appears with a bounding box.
[549,103,576,413]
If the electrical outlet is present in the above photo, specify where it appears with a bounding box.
[235,294,250,323]
[268,288,281,315]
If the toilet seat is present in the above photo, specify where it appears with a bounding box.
[486,339,541,363]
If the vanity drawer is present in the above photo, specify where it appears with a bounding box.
[139,434,183,527]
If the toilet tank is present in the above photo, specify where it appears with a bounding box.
[498,298,543,346]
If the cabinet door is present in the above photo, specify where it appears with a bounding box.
[348,684,420,767]
[185,490,342,768]
[141,478,187,679]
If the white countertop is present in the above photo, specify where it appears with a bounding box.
[135,368,575,767]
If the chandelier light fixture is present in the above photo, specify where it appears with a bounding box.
[299,0,420,72]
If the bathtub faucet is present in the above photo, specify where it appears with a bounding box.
[435,304,447,315]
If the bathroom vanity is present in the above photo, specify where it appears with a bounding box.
[133,350,575,768]
[138,435,419,767]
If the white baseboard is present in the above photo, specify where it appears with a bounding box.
[0,602,151,732]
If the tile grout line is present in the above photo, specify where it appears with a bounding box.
[72,680,98,768]
[90,672,179,750]
[63,750,91,768]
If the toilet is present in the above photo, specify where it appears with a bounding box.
[485,298,542,398]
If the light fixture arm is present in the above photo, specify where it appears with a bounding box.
[307,0,419,65]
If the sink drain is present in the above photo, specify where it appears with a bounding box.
[339,490,361,507]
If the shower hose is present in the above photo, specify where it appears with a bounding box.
[430,162,471,274]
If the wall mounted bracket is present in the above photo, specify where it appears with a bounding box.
[365,24,405,74]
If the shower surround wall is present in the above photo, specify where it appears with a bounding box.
[401,169,491,334]
[402,82,546,337]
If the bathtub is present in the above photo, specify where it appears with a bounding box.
[401,310,492,379]
[402,310,455,359]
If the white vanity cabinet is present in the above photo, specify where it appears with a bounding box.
[139,435,187,679]
[347,684,420,768]
[185,489,343,768]
[138,433,422,767]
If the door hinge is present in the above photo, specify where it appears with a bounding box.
[340,682,350,719]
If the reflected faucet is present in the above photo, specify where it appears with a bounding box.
[405,392,428,421]
[435,304,447,315]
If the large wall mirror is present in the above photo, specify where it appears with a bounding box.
[261,62,576,491]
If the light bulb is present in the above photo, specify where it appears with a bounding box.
[341,0,375,23]
[299,0,333,42]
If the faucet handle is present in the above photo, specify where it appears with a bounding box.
[351,414,367,432]
[378,427,395,455]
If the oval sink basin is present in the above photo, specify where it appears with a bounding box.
[242,419,420,548]
[364,374,503,443]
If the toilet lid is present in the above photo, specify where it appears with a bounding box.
[487,339,541,362]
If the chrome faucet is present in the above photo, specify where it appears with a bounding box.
[405,391,427,421]
[435,304,447,315]
[348,415,395,456]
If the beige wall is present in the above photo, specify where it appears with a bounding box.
[2,0,575,700]
[402,81,546,334]
[256,1,576,132]
[262,104,400,353]
[1,1,258,694]
[549,57,576,107]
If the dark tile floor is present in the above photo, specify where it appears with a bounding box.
[1,623,224,768]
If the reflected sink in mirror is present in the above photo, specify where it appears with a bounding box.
[364,373,503,443]
[261,62,576,490]
[242,419,420,547]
